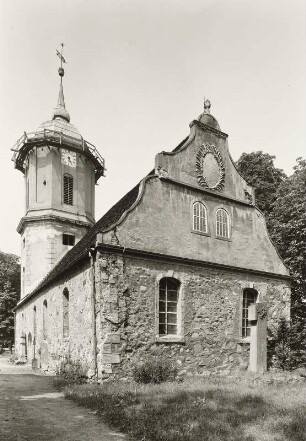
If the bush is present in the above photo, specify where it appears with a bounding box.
[54,360,88,390]
[133,356,177,383]
[268,317,306,371]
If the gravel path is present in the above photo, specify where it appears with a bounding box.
[0,354,128,441]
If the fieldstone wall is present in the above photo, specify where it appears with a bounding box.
[96,250,291,380]
[15,261,95,375]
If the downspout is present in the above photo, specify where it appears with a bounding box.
[89,248,98,379]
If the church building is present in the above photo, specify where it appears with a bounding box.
[13,61,291,379]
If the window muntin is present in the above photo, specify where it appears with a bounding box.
[63,288,69,337]
[193,202,208,233]
[242,289,258,338]
[159,278,180,336]
[63,174,73,205]
[62,234,75,246]
[216,208,229,238]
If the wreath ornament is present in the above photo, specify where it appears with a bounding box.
[196,143,225,191]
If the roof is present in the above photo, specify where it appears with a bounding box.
[26,182,141,298]
[17,135,190,304]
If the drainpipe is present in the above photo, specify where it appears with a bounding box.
[89,247,98,379]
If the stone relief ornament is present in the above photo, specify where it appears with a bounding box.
[196,142,225,191]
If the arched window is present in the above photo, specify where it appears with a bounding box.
[63,174,73,205]
[159,278,180,335]
[242,288,258,338]
[43,300,48,340]
[216,208,229,238]
[33,306,37,338]
[193,202,208,233]
[63,288,70,337]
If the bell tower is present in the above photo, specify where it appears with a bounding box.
[12,46,105,298]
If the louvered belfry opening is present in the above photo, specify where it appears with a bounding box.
[63,173,73,205]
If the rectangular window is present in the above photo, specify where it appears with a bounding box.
[159,278,179,335]
[242,289,258,338]
[62,234,75,246]
[63,174,73,205]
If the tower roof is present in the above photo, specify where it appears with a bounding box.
[11,46,105,182]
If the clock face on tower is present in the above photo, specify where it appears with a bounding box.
[61,149,76,167]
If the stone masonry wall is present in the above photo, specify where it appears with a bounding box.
[96,251,291,380]
[15,261,95,375]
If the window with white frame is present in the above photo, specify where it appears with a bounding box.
[159,278,180,335]
[242,288,258,338]
[193,202,208,233]
[216,208,229,238]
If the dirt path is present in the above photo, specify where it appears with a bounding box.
[0,354,128,441]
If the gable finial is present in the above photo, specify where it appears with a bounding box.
[204,98,211,114]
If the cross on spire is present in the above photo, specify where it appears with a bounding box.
[52,43,70,123]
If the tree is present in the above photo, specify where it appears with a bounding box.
[0,251,20,349]
[237,153,306,368]
[235,151,286,217]
[269,158,306,316]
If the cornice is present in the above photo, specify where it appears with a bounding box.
[15,241,291,311]
[17,214,93,234]
[189,120,228,139]
[96,244,291,281]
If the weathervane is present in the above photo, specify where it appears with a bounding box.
[56,43,66,77]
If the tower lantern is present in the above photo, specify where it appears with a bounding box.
[11,46,105,297]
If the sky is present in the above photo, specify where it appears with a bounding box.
[0,0,305,256]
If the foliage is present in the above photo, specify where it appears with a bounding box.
[0,251,20,348]
[268,318,306,371]
[64,378,306,441]
[237,153,306,367]
[268,317,306,371]
[268,158,306,316]
[132,356,177,383]
[235,151,286,217]
[53,360,88,390]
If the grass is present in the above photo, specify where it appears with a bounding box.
[58,377,306,441]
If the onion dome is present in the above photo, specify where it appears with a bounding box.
[198,99,221,131]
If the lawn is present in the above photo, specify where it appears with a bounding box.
[59,376,306,441]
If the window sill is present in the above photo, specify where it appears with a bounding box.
[215,235,231,242]
[239,338,251,344]
[191,230,210,237]
[155,335,185,344]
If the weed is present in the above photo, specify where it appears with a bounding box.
[132,356,177,384]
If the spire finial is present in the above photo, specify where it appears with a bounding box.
[204,98,211,114]
[53,44,70,123]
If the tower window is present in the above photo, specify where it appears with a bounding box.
[62,234,75,246]
[63,174,73,205]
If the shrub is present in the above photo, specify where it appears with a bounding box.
[133,356,177,384]
[268,317,306,371]
[54,360,88,389]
